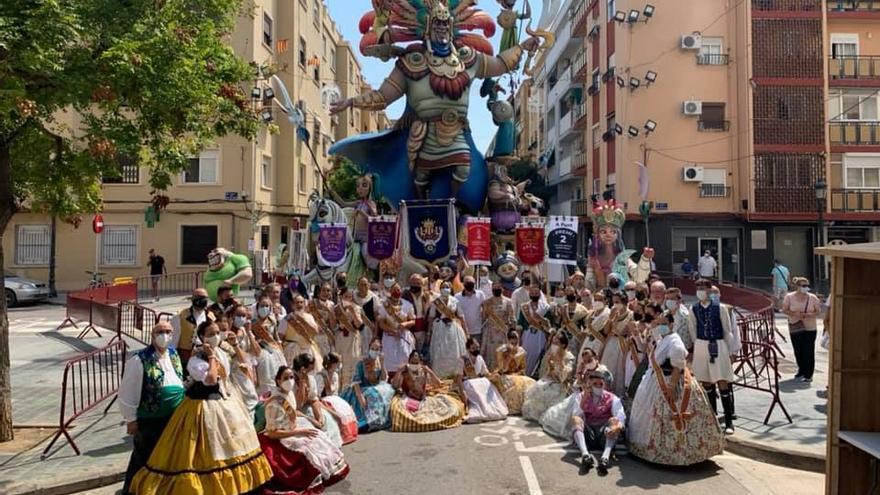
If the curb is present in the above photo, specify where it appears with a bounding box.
[725,435,825,473]
[9,468,124,495]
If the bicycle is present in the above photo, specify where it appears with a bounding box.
[85,270,109,289]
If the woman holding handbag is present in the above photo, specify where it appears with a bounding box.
[782,277,822,383]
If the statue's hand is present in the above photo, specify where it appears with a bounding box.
[330,98,352,115]
[521,36,541,53]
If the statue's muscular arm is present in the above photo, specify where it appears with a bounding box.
[330,67,407,114]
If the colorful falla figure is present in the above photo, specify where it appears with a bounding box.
[329,0,543,214]
[203,248,253,302]
[496,0,531,52]
[586,201,653,289]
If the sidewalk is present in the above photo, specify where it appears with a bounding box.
[0,292,256,495]
[726,313,828,472]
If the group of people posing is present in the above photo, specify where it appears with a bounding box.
[118,261,741,494]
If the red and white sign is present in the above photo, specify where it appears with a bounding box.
[465,218,492,266]
[515,222,546,266]
[92,214,104,234]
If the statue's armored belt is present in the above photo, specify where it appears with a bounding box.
[422,110,469,128]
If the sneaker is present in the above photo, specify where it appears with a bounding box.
[597,457,609,476]
[800,377,813,383]
[794,372,803,379]
[724,425,735,435]
[581,454,596,470]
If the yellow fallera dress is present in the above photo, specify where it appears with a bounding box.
[130,351,272,495]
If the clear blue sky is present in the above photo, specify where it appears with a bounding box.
[325,0,542,151]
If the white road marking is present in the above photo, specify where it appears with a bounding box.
[518,455,543,495]
[473,434,509,447]
[515,440,578,454]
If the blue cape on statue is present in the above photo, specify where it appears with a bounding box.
[329,126,489,214]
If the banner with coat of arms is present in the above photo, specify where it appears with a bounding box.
[316,223,348,267]
[465,217,492,266]
[546,216,579,266]
[401,199,457,266]
[516,219,546,267]
[367,215,398,261]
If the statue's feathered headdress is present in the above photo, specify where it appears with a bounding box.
[359,0,496,57]
[591,199,626,231]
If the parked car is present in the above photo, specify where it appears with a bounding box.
[5,274,50,307]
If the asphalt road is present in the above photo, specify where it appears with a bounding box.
[78,417,823,495]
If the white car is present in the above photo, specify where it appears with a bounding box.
[5,274,50,307]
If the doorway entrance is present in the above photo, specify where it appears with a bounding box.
[698,237,722,280]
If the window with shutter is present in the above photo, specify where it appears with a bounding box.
[101,226,138,266]
[15,225,50,265]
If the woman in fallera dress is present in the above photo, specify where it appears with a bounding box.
[292,353,344,448]
[340,338,396,432]
[458,337,508,423]
[489,330,537,415]
[390,351,466,432]
[521,332,575,421]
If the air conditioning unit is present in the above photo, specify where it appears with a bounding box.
[682,100,703,116]
[681,34,702,50]
[683,166,705,182]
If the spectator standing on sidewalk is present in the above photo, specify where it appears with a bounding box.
[771,259,791,311]
[118,322,185,494]
[147,249,166,302]
[782,277,821,383]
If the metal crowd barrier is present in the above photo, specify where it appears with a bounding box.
[115,300,174,346]
[41,340,127,458]
[132,271,202,300]
[56,284,137,339]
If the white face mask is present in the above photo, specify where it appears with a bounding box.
[696,290,708,301]
[653,325,671,340]
[441,287,451,296]
[549,344,560,354]
[203,334,221,347]
[258,306,272,319]
[237,335,248,347]
[626,290,636,300]
[369,349,381,359]
[665,299,677,310]
[592,386,604,397]
[234,315,248,328]
[592,301,605,311]
[153,333,172,349]
[799,286,810,294]
[280,379,295,392]
[384,278,395,288]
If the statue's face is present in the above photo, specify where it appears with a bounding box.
[440,266,454,280]
[598,226,618,246]
[356,177,372,199]
[208,249,227,270]
[497,261,518,280]
[430,17,451,46]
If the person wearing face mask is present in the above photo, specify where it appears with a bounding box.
[517,285,552,377]
[279,295,324,372]
[332,287,364,388]
[458,337,508,423]
[252,295,279,343]
[568,368,625,475]
[281,273,309,313]
[224,309,261,421]
[291,353,344,448]
[476,266,493,298]
[578,292,610,359]
[340,338,396,432]
[314,352,359,446]
[480,280,516,369]
[389,351,465,432]
[429,280,469,378]
[663,287,693,350]
[510,270,546,309]
[550,286,590,364]
[782,277,821,383]
[687,279,736,435]
[649,280,667,307]
[309,283,339,358]
[624,281,638,306]
[130,320,272,493]
[629,312,724,466]
[626,304,662,400]
[489,331,537,414]
[377,283,416,376]
[118,322,185,494]
[455,275,486,343]
[522,333,575,421]
[539,349,604,441]
[170,287,216,367]
[250,298,287,397]
[258,366,350,494]
[402,274,432,355]
[353,276,380,356]
[599,292,634,397]
[208,285,240,319]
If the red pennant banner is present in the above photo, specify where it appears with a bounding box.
[516,225,545,266]
[466,218,492,266]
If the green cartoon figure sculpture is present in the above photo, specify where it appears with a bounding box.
[204,247,253,302]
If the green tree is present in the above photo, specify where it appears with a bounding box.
[508,158,553,206]
[0,0,259,441]
[326,158,362,202]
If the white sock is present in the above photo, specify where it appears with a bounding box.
[602,437,615,460]
[574,430,589,457]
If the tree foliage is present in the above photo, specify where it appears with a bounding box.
[0,0,260,442]
[326,158,362,202]
[508,158,553,205]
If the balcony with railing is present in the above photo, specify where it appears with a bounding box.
[571,0,587,38]
[828,0,880,13]
[696,54,730,66]
[571,152,588,176]
[830,188,880,211]
[699,184,731,198]
[571,50,587,81]
[829,56,880,83]
[829,121,880,146]
[573,199,593,217]
[572,102,587,128]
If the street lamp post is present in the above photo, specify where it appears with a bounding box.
[815,178,828,294]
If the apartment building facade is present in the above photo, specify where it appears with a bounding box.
[525,0,880,289]
[3,0,385,290]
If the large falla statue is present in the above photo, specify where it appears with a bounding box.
[329,0,542,213]
[586,201,654,289]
